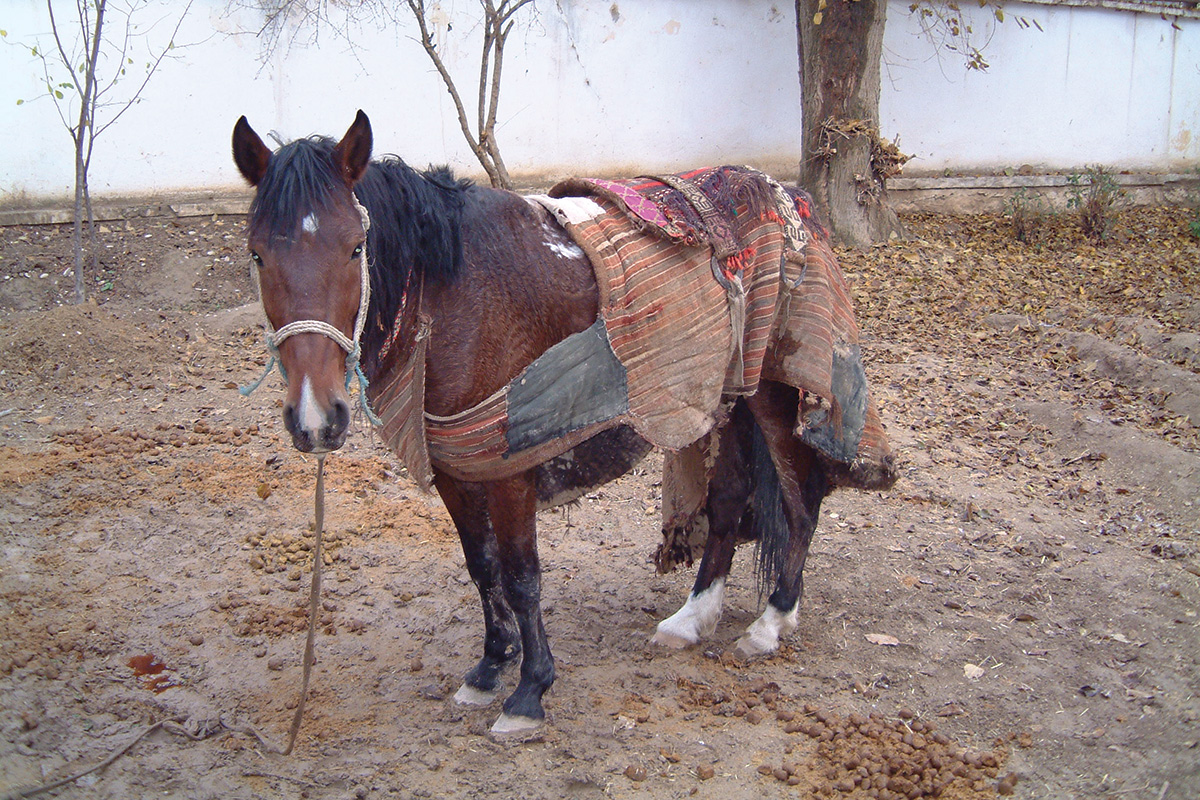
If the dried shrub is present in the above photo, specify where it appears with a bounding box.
[1066,165,1127,243]
[1004,186,1053,244]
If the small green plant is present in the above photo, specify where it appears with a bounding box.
[1065,165,1127,243]
[1004,186,1053,244]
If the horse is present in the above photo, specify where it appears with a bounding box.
[231,111,895,734]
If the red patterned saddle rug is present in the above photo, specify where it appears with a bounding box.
[369,167,896,511]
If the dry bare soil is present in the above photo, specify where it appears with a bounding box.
[0,208,1197,800]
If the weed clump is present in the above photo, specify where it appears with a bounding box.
[1004,186,1053,244]
[1066,165,1127,242]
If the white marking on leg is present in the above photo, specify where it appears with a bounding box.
[297,375,323,435]
[734,600,800,658]
[454,683,500,707]
[651,578,726,648]
[301,213,319,235]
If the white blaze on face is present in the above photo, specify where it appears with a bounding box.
[297,375,324,435]
[652,578,726,648]
[301,213,319,236]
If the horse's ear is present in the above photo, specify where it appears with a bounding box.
[232,116,272,187]
[333,110,372,187]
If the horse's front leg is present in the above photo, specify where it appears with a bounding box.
[485,473,554,733]
[434,472,522,707]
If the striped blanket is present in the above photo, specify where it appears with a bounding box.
[371,168,895,506]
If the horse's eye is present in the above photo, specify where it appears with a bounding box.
[351,244,364,260]
[249,251,263,267]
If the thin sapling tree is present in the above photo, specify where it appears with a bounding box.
[12,0,192,302]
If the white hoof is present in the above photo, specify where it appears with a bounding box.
[652,580,726,649]
[733,630,779,660]
[453,683,499,707]
[650,627,697,649]
[491,712,542,734]
[733,602,799,659]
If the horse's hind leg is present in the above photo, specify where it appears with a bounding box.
[736,381,829,659]
[651,513,740,649]
[434,473,522,707]
[653,403,755,648]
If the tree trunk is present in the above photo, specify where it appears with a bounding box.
[70,0,106,304]
[796,0,903,248]
[71,130,87,303]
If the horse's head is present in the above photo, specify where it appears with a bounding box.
[232,111,374,453]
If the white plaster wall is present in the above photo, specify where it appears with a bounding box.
[0,0,1195,206]
[0,0,803,203]
[879,1,1199,173]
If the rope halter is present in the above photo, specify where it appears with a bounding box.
[240,196,382,427]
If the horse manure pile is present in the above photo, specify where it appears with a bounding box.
[671,677,1016,797]
[243,527,351,574]
[54,426,173,457]
[765,706,1016,799]
[229,602,322,638]
[212,590,356,640]
[54,422,260,457]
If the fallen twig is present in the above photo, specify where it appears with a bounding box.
[1061,451,1107,466]
[1,717,182,800]
[241,770,321,789]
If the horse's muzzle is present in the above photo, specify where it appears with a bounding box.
[283,397,350,453]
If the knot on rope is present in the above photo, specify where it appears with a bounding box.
[344,342,382,426]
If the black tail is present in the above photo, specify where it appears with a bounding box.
[748,411,830,604]
[749,418,788,600]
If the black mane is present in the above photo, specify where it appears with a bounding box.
[355,158,470,362]
[247,135,343,242]
[248,134,470,366]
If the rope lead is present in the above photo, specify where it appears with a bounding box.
[345,345,382,426]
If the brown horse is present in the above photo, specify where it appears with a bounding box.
[232,111,893,733]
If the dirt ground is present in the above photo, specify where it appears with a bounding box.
[0,206,1197,800]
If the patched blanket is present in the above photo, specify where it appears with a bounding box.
[370,167,895,509]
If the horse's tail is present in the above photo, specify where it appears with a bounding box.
[749,418,788,600]
[747,411,829,601]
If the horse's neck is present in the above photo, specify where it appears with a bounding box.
[420,192,599,417]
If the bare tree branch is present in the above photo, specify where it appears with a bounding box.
[94,2,192,140]
[405,0,497,183]
[22,0,194,302]
[228,0,532,188]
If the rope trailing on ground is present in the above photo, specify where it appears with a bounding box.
[282,453,325,755]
